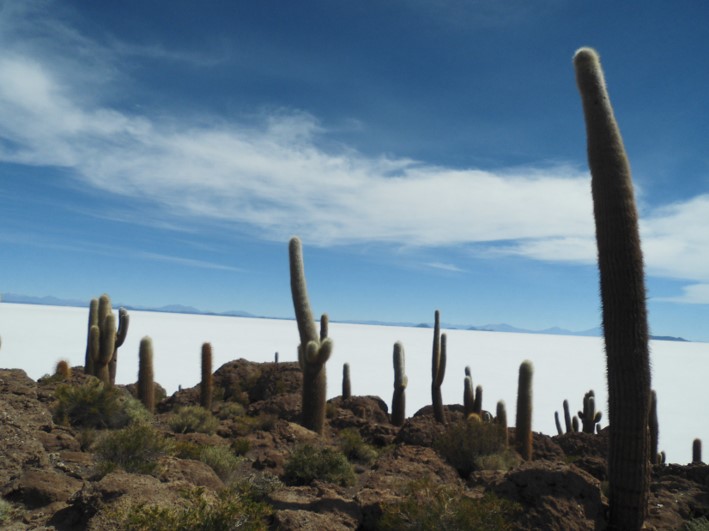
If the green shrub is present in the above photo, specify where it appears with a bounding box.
[434,418,513,477]
[233,473,284,501]
[168,406,219,434]
[377,477,521,530]
[53,379,135,429]
[231,438,251,456]
[283,444,355,487]
[682,517,709,531]
[216,402,245,420]
[230,413,277,436]
[199,445,243,483]
[0,498,22,526]
[338,428,378,465]
[111,487,271,531]
[94,422,172,476]
[173,439,203,460]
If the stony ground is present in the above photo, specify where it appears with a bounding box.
[1,360,708,530]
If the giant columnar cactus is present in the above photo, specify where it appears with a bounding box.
[515,360,533,461]
[554,411,563,436]
[474,385,483,416]
[693,439,703,464]
[578,390,603,434]
[496,400,508,448]
[342,363,351,399]
[463,375,474,417]
[84,298,98,375]
[289,237,332,434]
[563,399,573,433]
[87,294,129,385]
[201,343,213,410]
[575,47,652,531]
[391,341,407,427]
[649,390,659,465]
[431,310,447,424]
[137,336,155,413]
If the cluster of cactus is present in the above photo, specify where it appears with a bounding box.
[84,294,129,386]
[431,310,447,424]
[554,399,577,435]
[391,342,407,427]
[515,360,533,461]
[463,366,483,418]
[574,47,651,530]
[289,237,332,435]
[578,390,602,433]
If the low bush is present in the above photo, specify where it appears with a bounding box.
[434,418,516,477]
[216,402,245,420]
[230,413,277,436]
[0,498,22,526]
[94,422,172,476]
[168,406,219,435]
[283,444,355,487]
[110,487,271,531]
[682,517,709,531]
[338,428,378,465]
[199,445,243,483]
[377,477,522,530]
[231,438,251,456]
[53,379,138,429]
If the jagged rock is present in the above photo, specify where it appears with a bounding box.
[158,456,224,491]
[4,468,82,509]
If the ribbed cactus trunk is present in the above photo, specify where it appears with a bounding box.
[574,47,651,531]
[137,336,155,413]
[342,363,351,399]
[200,342,213,410]
[515,360,533,461]
[391,342,407,427]
[289,237,332,435]
[431,310,446,424]
[649,390,659,465]
[496,400,508,448]
[693,439,702,464]
[84,298,98,375]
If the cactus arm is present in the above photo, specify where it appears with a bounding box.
[289,237,318,347]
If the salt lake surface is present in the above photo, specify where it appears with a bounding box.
[1,302,705,464]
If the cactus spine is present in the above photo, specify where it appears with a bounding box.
[578,390,603,434]
[342,363,351,399]
[289,237,332,434]
[575,47,651,531]
[515,360,533,461]
[431,310,446,424]
[200,343,213,410]
[137,336,155,413]
[391,342,407,427]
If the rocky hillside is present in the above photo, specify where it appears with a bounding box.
[1,360,708,530]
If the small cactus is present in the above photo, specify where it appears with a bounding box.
[431,310,446,424]
[515,360,533,461]
[342,363,351,399]
[554,411,563,436]
[55,360,72,380]
[473,385,483,415]
[391,342,407,427]
[200,343,213,410]
[137,336,155,413]
[463,375,474,417]
[289,237,332,434]
[572,416,580,433]
[563,399,572,433]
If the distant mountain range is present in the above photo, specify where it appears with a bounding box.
[0,292,688,342]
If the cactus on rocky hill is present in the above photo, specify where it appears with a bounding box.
[431,310,447,424]
[391,342,407,427]
[289,237,332,435]
[515,360,533,461]
[85,294,129,386]
[137,336,155,413]
[342,363,351,399]
[578,390,603,434]
[200,342,213,410]
[574,47,651,531]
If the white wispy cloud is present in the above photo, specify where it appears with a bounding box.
[1,4,708,302]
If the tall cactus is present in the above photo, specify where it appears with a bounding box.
[563,399,573,433]
[515,360,533,461]
[693,439,703,464]
[137,336,155,413]
[473,385,483,416]
[496,400,508,448]
[342,363,351,399]
[86,294,129,386]
[575,47,651,531]
[431,310,446,424]
[578,390,603,433]
[463,375,474,417]
[391,341,407,427]
[289,237,332,434]
[200,342,213,410]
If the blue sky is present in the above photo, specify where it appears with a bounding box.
[1,0,709,340]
